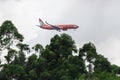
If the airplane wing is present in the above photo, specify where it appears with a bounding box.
[51,25,61,31]
[45,21,61,31]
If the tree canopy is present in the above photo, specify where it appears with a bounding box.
[0,20,120,80]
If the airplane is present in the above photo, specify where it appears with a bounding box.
[36,18,79,31]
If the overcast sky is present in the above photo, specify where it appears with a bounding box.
[0,0,120,66]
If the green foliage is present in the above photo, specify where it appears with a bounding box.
[25,54,37,72]
[32,44,44,53]
[92,71,120,80]
[28,69,37,80]
[82,42,97,63]
[16,43,30,52]
[0,20,120,80]
[0,20,24,51]
[111,64,120,74]
[4,48,17,64]
[0,64,27,80]
[94,54,112,72]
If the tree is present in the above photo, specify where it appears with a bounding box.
[25,54,37,73]
[32,44,44,53]
[39,34,84,80]
[94,54,112,73]
[4,48,17,64]
[0,64,27,80]
[0,20,24,65]
[48,34,76,58]
[111,64,120,75]
[1,20,120,80]
[0,21,26,80]
[16,43,30,52]
[82,42,97,63]
[80,42,97,79]
[0,20,24,51]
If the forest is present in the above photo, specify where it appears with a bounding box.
[0,20,120,80]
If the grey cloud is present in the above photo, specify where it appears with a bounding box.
[29,0,120,45]
[0,0,21,2]
[1,0,120,65]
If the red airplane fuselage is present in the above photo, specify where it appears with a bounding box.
[42,24,78,30]
[37,18,79,31]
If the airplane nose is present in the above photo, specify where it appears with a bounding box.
[74,25,78,29]
[75,26,79,28]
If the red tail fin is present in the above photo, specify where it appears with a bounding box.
[39,18,42,22]
[39,18,44,27]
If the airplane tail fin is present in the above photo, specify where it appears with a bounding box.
[37,18,44,28]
